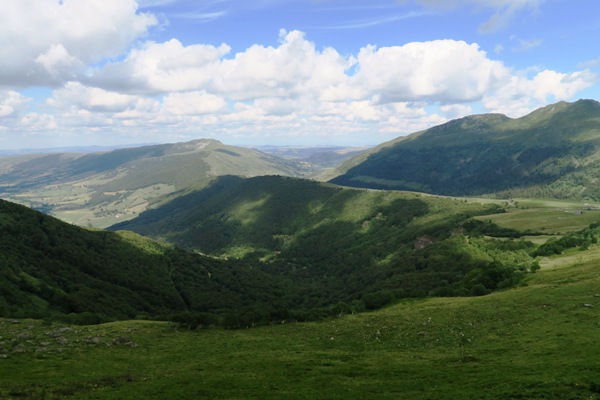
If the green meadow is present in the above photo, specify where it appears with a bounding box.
[474,198,600,235]
[1,245,599,400]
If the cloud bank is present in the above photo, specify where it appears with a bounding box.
[0,0,595,147]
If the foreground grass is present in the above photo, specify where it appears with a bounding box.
[1,250,600,399]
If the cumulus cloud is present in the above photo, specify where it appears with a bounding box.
[213,30,352,101]
[1,18,595,148]
[164,91,227,115]
[441,104,474,118]
[48,82,151,113]
[84,32,526,108]
[20,113,58,132]
[0,0,157,86]
[483,70,596,116]
[91,39,231,94]
[351,40,508,104]
[0,91,30,119]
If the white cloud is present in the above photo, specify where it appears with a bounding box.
[0,24,595,148]
[0,91,30,118]
[89,29,353,102]
[48,82,148,113]
[530,70,596,101]
[483,69,596,116]
[0,0,157,86]
[35,44,84,80]
[20,113,58,131]
[441,104,474,118]
[164,91,227,115]
[213,30,351,101]
[511,37,543,52]
[351,40,508,103]
[579,57,600,69]
[91,39,231,93]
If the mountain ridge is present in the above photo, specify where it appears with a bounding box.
[329,99,600,199]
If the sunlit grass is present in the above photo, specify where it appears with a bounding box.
[471,197,600,238]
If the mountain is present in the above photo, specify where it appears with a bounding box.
[111,175,539,303]
[0,139,304,227]
[0,198,250,323]
[4,194,600,398]
[330,99,600,199]
[0,143,156,156]
[255,145,370,173]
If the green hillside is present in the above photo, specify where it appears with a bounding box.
[0,199,235,323]
[0,192,542,326]
[0,139,304,228]
[0,198,337,325]
[330,99,600,199]
[1,245,599,399]
[111,175,543,303]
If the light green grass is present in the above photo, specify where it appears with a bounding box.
[2,246,600,399]
[473,197,600,236]
[479,209,600,233]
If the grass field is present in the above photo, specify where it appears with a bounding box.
[1,245,599,399]
[473,197,600,236]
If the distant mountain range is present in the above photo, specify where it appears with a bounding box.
[5,99,599,230]
[0,143,157,156]
[0,139,306,227]
[0,140,371,228]
[330,99,600,200]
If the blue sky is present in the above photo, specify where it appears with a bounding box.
[0,0,599,149]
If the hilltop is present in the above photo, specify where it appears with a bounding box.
[330,99,600,199]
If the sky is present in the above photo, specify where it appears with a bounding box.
[0,0,599,149]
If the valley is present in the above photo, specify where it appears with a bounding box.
[2,99,600,398]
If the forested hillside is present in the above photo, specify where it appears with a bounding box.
[111,175,541,308]
[330,100,600,199]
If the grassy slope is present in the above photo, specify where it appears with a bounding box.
[474,198,600,233]
[1,247,599,399]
